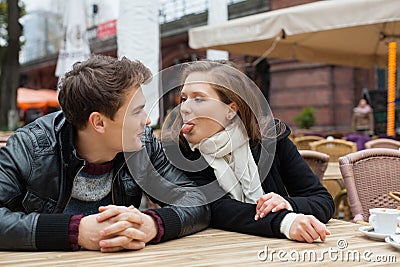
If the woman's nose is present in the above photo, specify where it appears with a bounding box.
[180,100,191,114]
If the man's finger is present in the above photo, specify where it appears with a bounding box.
[100,221,141,236]
[118,227,147,241]
[99,235,131,248]
[99,205,136,213]
[100,246,124,253]
[122,241,146,251]
[97,206,139,222]
[114,211,144,225]
[100,237,146,251]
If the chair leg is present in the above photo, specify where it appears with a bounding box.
[343,195,352,221]
[333,189,347,219]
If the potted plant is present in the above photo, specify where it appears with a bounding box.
[294,106,316,129]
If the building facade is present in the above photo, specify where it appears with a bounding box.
[20,0,385,133]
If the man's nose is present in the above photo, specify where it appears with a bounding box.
[143,110,151,125]
[145,116,151,126]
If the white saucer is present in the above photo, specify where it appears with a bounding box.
[359,226,389,241]
[385,236,400,250]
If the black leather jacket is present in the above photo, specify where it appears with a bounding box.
[0,112,210,251]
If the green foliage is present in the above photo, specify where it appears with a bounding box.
[0,0,25,129]
[294,106,316,129]
[0,0,25,47]
[0,1,8,44]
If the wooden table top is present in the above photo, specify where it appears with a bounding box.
[0,219,398,266]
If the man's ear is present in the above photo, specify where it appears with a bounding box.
[88,112,105,134]
[226,102,238,121]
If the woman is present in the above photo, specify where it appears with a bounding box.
[352,98,374,136]
[162,60,334,243]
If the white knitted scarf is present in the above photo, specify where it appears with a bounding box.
[190,119,264,203]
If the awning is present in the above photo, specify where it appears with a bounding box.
[189,0,400,68]
[17,88,59,111]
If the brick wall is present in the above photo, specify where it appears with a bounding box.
[265,0,377,132]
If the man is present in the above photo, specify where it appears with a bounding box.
[0,55,209,252]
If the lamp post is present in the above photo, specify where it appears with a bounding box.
[387,41,397,136]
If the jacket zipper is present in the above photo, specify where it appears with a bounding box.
[112,152,137,204]
[62,165,85,213]
[111,161,127,204]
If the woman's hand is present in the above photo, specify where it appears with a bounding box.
[289,214,331,243]
[255,192,291,220]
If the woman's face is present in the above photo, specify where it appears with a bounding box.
[180,72,234,144]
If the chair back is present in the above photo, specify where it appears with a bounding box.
[364,138,400,150]
[310,139,357,162]
[294,136,324,150]
[339,148,400,222]
[299,150,330,182]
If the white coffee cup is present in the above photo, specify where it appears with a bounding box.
[369,208,400,234]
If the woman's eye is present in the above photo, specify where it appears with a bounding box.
[180,96,205,103]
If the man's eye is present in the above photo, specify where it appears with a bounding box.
[194,97,204,102]
[180,97,187,102]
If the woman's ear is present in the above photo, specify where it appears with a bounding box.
[88,112,105,134]
[228,102,239,113]
[226,102,238,121]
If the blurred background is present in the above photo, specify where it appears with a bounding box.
[0,0,398,140]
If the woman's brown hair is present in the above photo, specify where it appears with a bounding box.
[176,60,284,145]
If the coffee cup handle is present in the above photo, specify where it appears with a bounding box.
[369,214,376,228]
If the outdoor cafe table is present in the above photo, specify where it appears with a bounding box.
[323,162,344,188]
[323,162,347,203]
[0,219,398,266]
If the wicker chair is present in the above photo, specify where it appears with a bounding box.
[294,136,324,150]
[299,150,329,182]
[364,138,400,150]
[339,148,400,222]
[309,139,357,162]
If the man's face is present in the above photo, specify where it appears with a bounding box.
[104,85,151,152]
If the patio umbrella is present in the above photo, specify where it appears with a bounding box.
[117,0,160,126]
[55,0,90,81]
[189,0,400,135]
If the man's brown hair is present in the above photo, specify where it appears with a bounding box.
[58,55,152,129]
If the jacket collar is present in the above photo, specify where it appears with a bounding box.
[57,113,85,168]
